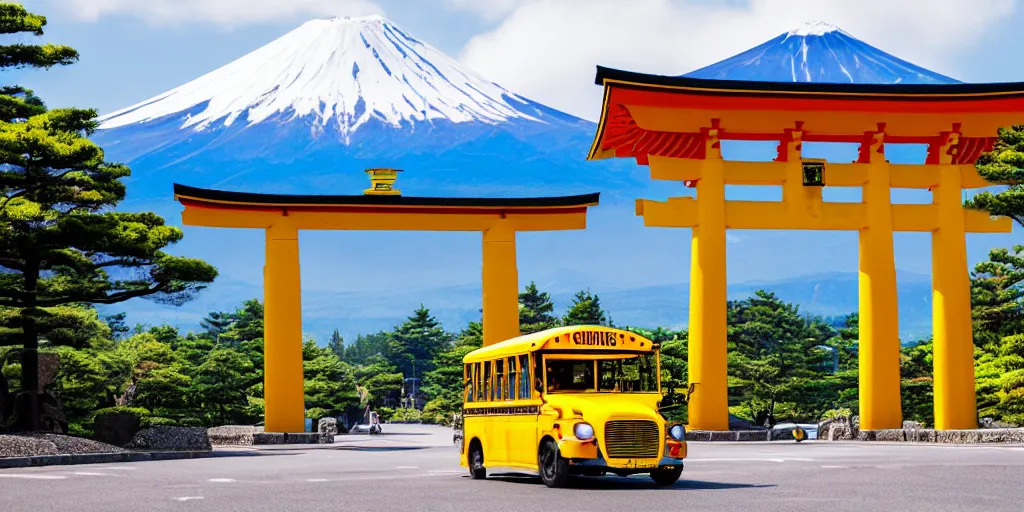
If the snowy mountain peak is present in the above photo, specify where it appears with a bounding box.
[686,21,958,84]
[97,16,564,139]
[786,20,843,37]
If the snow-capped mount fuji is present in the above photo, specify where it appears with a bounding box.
[685,20,959,84]
[92,15,601,199]
[99,15,573,139]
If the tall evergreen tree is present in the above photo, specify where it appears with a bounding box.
[562,290,609,326]
[967,125,1024,226]
[971,246,1024,424]
[0,4,78,122]
[519,282,558,334]
[0,4,218,429]
[388,305,452,378]
[327,329,345,359]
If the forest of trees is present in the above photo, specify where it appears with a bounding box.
[2,244,1024,436]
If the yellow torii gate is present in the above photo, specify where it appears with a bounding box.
[174,173,598,432]
[587,67,1021,431]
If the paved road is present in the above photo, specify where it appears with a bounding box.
[2,425,1023,511]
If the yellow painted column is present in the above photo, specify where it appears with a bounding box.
[932,133,978,430]
[687,129,730,431]
[263,217,306,433]
[858,132,903,431]
[482,221,520,346]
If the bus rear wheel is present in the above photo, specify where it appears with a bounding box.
[650,466,683,486]
[538,440,569,488]
[468,443,486,480]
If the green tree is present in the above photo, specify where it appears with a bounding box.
[354,354,403,408]
[343,331,391,365]
[302,340,358,418]
[327,329,344,359]
[0,4,78,122]
[422,322,483,418]
[970,246,1024,425]
[388,305,452,378]
[102,312,130,342]
[519,282,558,333]
[191,347,254,425]
[0,17,218,426]
[562,290,609,326]
[967,126,1024,226]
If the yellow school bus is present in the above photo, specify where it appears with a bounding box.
[458,325,687,488]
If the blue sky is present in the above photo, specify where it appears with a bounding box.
[15,0,1024,120]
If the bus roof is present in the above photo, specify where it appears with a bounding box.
[463,326,656,363]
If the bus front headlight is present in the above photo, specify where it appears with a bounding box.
[668,424,685,440]
[574,422,595,441]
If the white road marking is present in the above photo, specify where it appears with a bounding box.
[0,474,68,479]
[820,465,848,469]
[74,472,116,476]
[307,478,329,482]
[207,478,236,482]
[396,466,419,469]
[688,458,786,463]
[174,497,204,502]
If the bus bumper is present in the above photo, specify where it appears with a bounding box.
[566,454,685,475]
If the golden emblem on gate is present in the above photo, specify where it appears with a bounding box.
[364,168,402,196]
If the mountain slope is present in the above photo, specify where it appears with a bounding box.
[685,21,959,84]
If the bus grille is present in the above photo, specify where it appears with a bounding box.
[604,420,660,459]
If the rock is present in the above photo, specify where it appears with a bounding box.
[737,430,770,441]
[0,435,58,458]
[873,429,905,442]
[93,411,142,447]
[126,427,211,451]
[317,418,338,443]
[4,392,68,433]
[903,421,924,430]
[207,425,262,446]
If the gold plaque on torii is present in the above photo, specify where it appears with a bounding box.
[364,168,402,196]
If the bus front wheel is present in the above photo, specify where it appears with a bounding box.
[468,443,486,480]
[650,466,683,486]
[538,440,569,488]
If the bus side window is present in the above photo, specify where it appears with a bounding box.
[519,354,530,399]
[483,362,492,402]
[475,362,484,402]
[494,359,504,401]
[465,364,473,403]
[507,357,517,401]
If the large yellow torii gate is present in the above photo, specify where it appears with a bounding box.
[587,67,1023,431]
[174,177,598,432]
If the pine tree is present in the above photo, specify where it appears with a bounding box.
[519,282,558,334]
[0,4,218,429]
[327,329,344,359]
[562,290,609,326]
[388,305,452,377]
[0,4,78,122]
[966,125,1024,226]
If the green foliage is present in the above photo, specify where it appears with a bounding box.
[387,305,452,378]
[971,245,1024,425]
[968,126,1024,227]
[0,9,217,404]
[519,282,558,333]
[562,289,609,326]
[390,407,422,423]
[91,406,150,423]
[303,339,358,417]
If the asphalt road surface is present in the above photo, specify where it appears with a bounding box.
[2,425,1023,512]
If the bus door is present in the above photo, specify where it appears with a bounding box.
[505,353,539,466]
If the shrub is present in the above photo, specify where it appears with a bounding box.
[91,406,151,423]
[305,407,329,421]
[390,407,422,423]
[376,407,395,422]
[141,417,179,427]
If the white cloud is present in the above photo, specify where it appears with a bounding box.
[459,0,1017,121]
[444,0,520,20]
[55,0,383,26]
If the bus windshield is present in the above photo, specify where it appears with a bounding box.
[545,353,658,393]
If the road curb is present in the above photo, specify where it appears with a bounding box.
[0,450,214,469]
